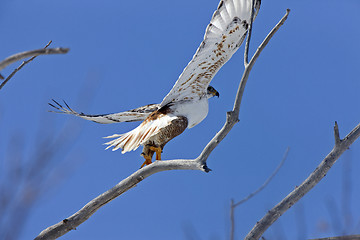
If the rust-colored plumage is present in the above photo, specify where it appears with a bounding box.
[50,0,260,168]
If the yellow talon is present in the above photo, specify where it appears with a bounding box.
[140,155,152,168]
[149,146,162,160]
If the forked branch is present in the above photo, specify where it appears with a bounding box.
[230,147,289,240]
[244,121,360,240]
[0,41,69,90]
[35,9,291,240]
[234,147,289,208]
[310,234,360,240]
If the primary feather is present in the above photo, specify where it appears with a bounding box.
[49,99,160,124]
[104,0,261,154]
[50,0,261,164]
[160,0,260,107]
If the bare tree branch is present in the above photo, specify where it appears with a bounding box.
[197,9,290,167]
[0,109,83,240]
[35,9,291,240]
[0,42,69,71]
[234,147,289,208]
[230,147,289,240]
[34,160,203,240]
[230,199,235,240]
[244,122,360,240]
[309,235,360,240]
[0,72,97,240]
[244,0,255,66]
[0,41,69,90]
[234,8,290,117]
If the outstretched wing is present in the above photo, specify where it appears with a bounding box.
[161,0,260,107]
[49,99,160,124]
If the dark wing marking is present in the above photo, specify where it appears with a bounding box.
[160,0,261,107]
[49,99,160,124]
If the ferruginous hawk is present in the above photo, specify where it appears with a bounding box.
[50,0,261,168]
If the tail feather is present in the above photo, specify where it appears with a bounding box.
[104,115,177,154]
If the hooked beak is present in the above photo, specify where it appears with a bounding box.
[215,91,220,98]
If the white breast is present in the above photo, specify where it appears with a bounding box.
[170,97,209,128]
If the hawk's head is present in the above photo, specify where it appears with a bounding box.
[207,86,220,98]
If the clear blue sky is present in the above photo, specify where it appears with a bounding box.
[1,0,359,239]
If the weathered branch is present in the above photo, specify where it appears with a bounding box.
[310,234,360,240]
[244,122,360,240]
[235,8,290,115]
[244,0,255,65]
[0,45,69,72]
[197,9,290,167]
[0,41,69,90]
[235,147,289,208]
[230,199,235,240]
[34,160,202,240]
[230,147,289,240]
[35,8,291,240]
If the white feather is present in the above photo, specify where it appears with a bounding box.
[160,0,258,107]
[104,114,177,153]
[103,0,261,154]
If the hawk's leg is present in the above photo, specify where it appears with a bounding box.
[149,146,162,160]
[140,155,153,168]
